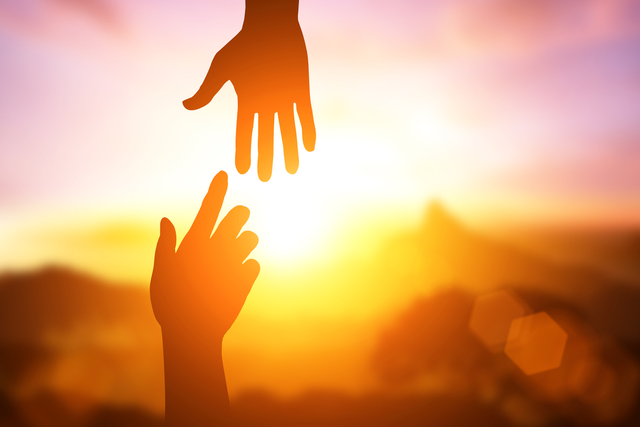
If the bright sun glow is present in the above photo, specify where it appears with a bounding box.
[250,192,331,264]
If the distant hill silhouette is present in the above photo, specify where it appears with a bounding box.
[499,228,640,284]
[423,201,465,238]
[377,201,640,343]
[0,267,157,344]
[0,267,165,422]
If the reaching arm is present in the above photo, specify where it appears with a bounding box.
[150,171,260,426]
[161,327,229,426]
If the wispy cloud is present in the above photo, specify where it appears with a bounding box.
[0,0,124,37]
[437,0,640,55]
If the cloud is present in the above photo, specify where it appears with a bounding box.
[438,0,640,55]
[0,0,123,36]
[52,0,121,31]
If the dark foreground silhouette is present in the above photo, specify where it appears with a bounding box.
[184,0,316,182]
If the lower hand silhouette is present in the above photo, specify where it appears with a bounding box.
[151,170,260,339]
[183,1,316,182]
[150,171,260,427]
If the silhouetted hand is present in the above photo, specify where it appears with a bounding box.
[183,0,316,182]
[150,171,259,427]
[151,170,260,339]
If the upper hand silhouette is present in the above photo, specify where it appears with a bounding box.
[151,170,260,340]
[183,0,316,182]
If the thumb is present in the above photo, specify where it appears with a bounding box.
[183,49,230,110]
[153,217,177,272]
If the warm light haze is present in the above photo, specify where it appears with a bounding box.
[2,0,639,277]
[1,1,640,426]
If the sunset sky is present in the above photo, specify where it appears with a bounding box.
[0,0,639,275]
[1,0,640,401]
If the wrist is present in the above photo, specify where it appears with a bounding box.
[161,325,224,354]
[162,327,229,426]
[243,0,300,29]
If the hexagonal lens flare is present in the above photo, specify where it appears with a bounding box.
[505,312,568,375]
[469,290,530,353]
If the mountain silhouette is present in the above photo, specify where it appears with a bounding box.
[422,201,465,239]
[0,267,164,418]
[378,200,640,343]
[0,267,157,345]
[496,227,640,285]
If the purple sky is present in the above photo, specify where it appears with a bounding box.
[1,0,640,228]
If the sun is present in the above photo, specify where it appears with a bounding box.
[249,192,332,264]
[231,170,336,265]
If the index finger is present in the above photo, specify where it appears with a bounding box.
[184,171,228,241]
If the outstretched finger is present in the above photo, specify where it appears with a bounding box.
[236,103,254,175]
[183,51,229,111]
[296,98,316,152]
[212,205,250,245]
[232,258,260,305]
[185,171,228,242]
[278,106,299,174]
[241,258,260,291]
[152,217,177,278]
[257,112,274,182]
[234,230,259,262]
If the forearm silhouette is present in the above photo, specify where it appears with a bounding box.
[183,0,316,182]
[151,171,260,427]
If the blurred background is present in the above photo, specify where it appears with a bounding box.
[1,0,640,426]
